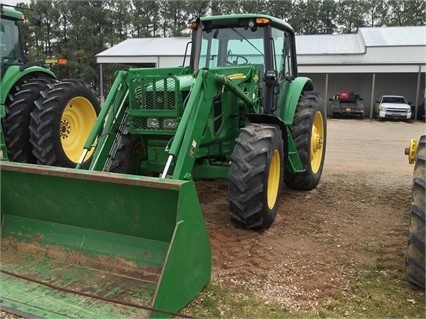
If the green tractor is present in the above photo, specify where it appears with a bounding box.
[1,14,326,318]
[0,4,99,166]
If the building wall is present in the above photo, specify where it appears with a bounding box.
[300,72,425,118]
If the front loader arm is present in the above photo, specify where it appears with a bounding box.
[81,71,130,170]
[166,70,219,180]
[166,68,258,180]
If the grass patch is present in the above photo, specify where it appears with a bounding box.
[182,268,425,318]
[183,283,303,319]
[318,268,425,318]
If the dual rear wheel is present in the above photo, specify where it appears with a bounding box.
[30,79,99,167]
[3,78,99,167]
[3,77,55,163]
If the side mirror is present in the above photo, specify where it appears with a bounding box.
[264,70,278,87]
[30,16,42,27]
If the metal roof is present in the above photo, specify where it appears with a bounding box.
[99,38,191,57]
[359,26,426,46]
[295,26,426,55]
[295,33,365,55]
[96,25,426,65]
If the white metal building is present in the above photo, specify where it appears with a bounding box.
[96,25,426,119]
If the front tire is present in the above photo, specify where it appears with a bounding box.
[105,112,145,174]
[285,91,326,191]
[406,135,425,289]
[30,79,100,167]
[228,124,284,231]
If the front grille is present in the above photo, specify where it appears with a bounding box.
[130,77,178,110]
[128,76,181,134]
[389,108,408,113]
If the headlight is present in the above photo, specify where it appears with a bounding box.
[147,118,160,128]
[379,106,387,111]
[163,118,177,129]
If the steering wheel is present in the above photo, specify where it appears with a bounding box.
[222,54,248,66]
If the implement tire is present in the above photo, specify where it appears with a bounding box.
[30,79,100,167]
[228,123,284,231]
[285,91,326,191]
[3,77,55,163]
[406,135,425,289]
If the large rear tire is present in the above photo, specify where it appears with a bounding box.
[228,123,284,231]
[284,91,326,191]
[30,79,100,167]
[406,135,425,289]
[3,77,55,163]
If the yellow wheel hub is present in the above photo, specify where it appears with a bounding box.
[310,111,325,174]
[267,149,281,209]
[60,96,97,163]
[405,139,418,164]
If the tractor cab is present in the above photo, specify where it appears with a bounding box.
[0,6,25,80]
[190,14,298,115]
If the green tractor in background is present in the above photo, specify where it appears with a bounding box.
[1,14,326,318]
[0,4,99,166]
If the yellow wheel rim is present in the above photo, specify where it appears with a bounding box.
[267,149,281,209]
[310,111,325,174]
[60,96,97,163]
[406,139,418,164]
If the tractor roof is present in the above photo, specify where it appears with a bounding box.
[199,14,294,33]
[1,5,24,20]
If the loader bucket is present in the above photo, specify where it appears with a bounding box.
[0,162,211,318]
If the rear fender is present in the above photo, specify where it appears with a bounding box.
[0,65,55,105]
[280,76,313,125]
[270,77,314,173]
[246,77,313,137]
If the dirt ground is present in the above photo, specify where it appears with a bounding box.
[195,118,426,312]
[1,119,424,318]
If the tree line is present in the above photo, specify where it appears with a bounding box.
[15,0,425,93]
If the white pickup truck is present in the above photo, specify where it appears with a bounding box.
[375,95,412,121]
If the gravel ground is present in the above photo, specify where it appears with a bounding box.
[196,118,426,314]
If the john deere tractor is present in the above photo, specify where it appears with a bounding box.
[0,4,99,166]
[1,14,326,318]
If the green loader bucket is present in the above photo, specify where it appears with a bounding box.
[0,162,211,318]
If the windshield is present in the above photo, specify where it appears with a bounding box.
[382,96,407,104]
[199,26,265,69]
[1,18,24,66]
[197,23,291,84]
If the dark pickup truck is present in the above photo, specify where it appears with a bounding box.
[329,91,364,119]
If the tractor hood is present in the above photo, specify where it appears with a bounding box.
[145,74,195,92]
